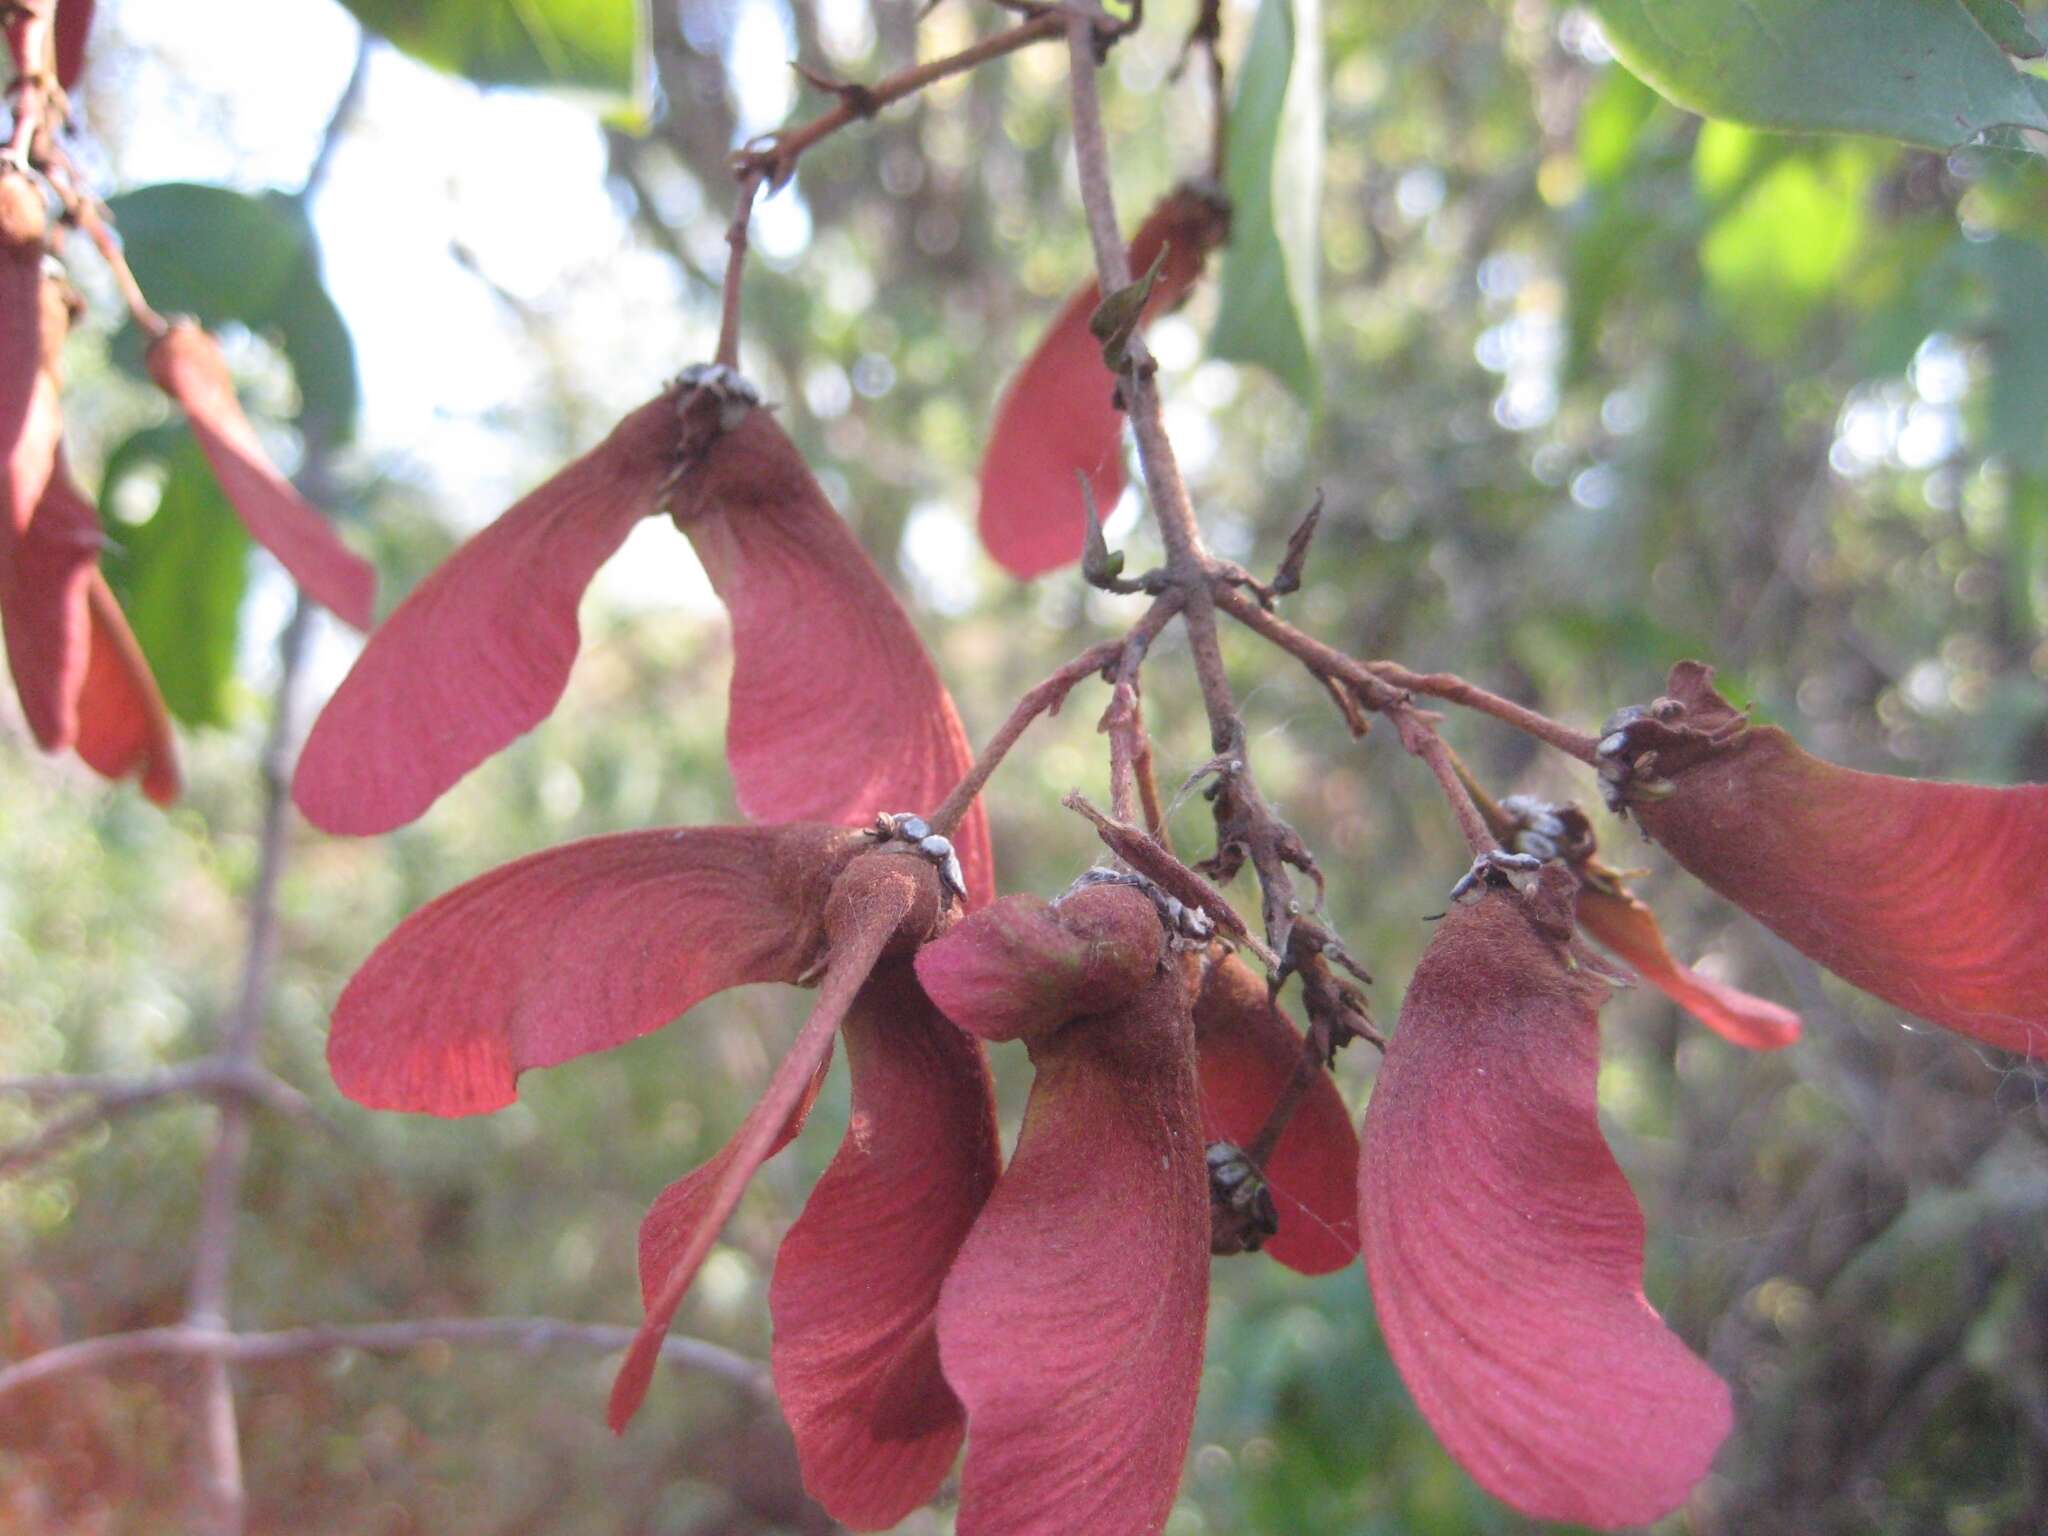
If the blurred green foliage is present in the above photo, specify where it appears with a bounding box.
[7,0,2048,1531]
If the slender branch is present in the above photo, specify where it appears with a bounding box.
[0,1062,315,1180]
[299,36,372,205]
[1211,584,1602,763]
[929,636,1127,836]
[746,12,1063,186]
[714,168,763,370]
[66,197,165,336]
[1100,592,1182,825]
[1390,703,1496,858]
[184,599,312,1535]
[0,1318,771,1405]
[711,9,1062,374]
[1067,17,1329,983]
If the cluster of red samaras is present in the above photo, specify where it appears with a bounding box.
[0,11,375,800]
[290,298,2048,1527]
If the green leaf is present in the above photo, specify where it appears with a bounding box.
[1092,243,1170,373]
[336,0,640,97]
[1588,0,2048,148]
[105,183,359,441]
[1960,0,2045,57]
[1211,0,1321,407]
[98,430,251,729]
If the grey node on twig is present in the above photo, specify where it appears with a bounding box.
[1593,703,1680,814]
[1063,866,1216,948]
[672,362,761,427]
[1447,849,1545,906]
[870,812,968,903]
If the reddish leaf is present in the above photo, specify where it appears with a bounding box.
[612,851,940,1431]
[671,405,993,908]
[1613,662,2048,1057]
[2,449,101,749]
[1360,867,1731,1530]
[145,322,375,629]
[1577,883,1800,1051]
[73,572,179,804]
[2,177,61,572]
[936,885,1207,1536]
[769,963,1001,1530]
[329,824,856,1116]
[1192,954,1358,1275]
[976,186,1230,580]
[53,0,92,87]
[293,390,679,834]
[913,887,1163,1042]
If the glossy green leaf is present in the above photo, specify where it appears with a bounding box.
[1212,0,1321,406]
[336,0,639,97]
[98,430,251,729]
[1589,0,2048,148]
[1960,0,2044,58]
[106,183,359,440]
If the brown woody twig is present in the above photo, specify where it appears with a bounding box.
[0,1317,772,1405]
[0,1062,317,1180]
[929,636,1127,836]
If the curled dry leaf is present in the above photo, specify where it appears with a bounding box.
[1360,866,1730,1530]
[977,184,1231,580]
[144,321,376,630]
[1609,662,2048,1057]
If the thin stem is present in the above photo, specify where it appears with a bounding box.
[712,10,1064,366]
[300,37,372,205]
[0,1318,771,1405]
[1067,18,1329,988]
[753,11,1063,179]
[714,168,762,370]
[928,636,1126,836]
[1212,584,1601,763]
[69,198,165,336]
[1064,15,1208,579]
[1391,703,1496,858]
[183,599,311,1535]
[0,1062,315,1180]
[1099,592,1182,826]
